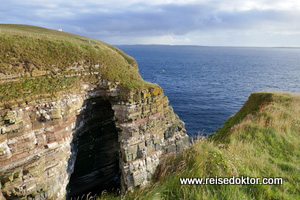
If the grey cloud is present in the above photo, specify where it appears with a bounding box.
[1,1,300,45]
[60,4,300,37]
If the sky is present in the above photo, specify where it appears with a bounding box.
[1,0,300,47]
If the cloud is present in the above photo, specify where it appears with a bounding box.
[1,0,300,46]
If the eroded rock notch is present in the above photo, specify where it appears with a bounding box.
[0,81,190,200]
[68,97,120,198]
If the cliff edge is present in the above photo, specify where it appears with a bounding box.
[0,25,189,199]
[114,92,299,200]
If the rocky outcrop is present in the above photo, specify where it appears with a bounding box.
[0,24,189,199]
[0,80,189,199]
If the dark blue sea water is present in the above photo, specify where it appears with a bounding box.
[116,45,300,136]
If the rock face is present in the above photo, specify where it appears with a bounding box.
[0,81,189,199]
[67,97,120,198]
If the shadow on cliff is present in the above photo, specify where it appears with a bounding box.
[66,97,121,199]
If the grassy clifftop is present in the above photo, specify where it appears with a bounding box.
[0,24,157,108]
[103,92,300,200]
[0,24,137,72]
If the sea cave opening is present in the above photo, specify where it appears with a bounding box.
[67,97,120,199]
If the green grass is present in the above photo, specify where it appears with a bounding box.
[0,24,158,106]
[98,92,300,200]
[0,75,80,108]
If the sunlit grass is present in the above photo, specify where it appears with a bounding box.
[0,24,157,106]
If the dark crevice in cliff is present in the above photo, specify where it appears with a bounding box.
[67,97,120,199]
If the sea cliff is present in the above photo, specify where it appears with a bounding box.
[0,25,189,199]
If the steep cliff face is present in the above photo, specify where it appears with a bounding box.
[0,25,189,199]
[113,88,189,192]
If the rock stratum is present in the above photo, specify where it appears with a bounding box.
[0,25,189,200]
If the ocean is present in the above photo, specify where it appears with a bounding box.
[116,45,300,136]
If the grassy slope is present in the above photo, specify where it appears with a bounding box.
[100,92,300,200]
[0,24,156,106]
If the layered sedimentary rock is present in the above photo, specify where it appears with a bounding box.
[0,81,189,199]
[0,25,189,200]
[113,88,189,191]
